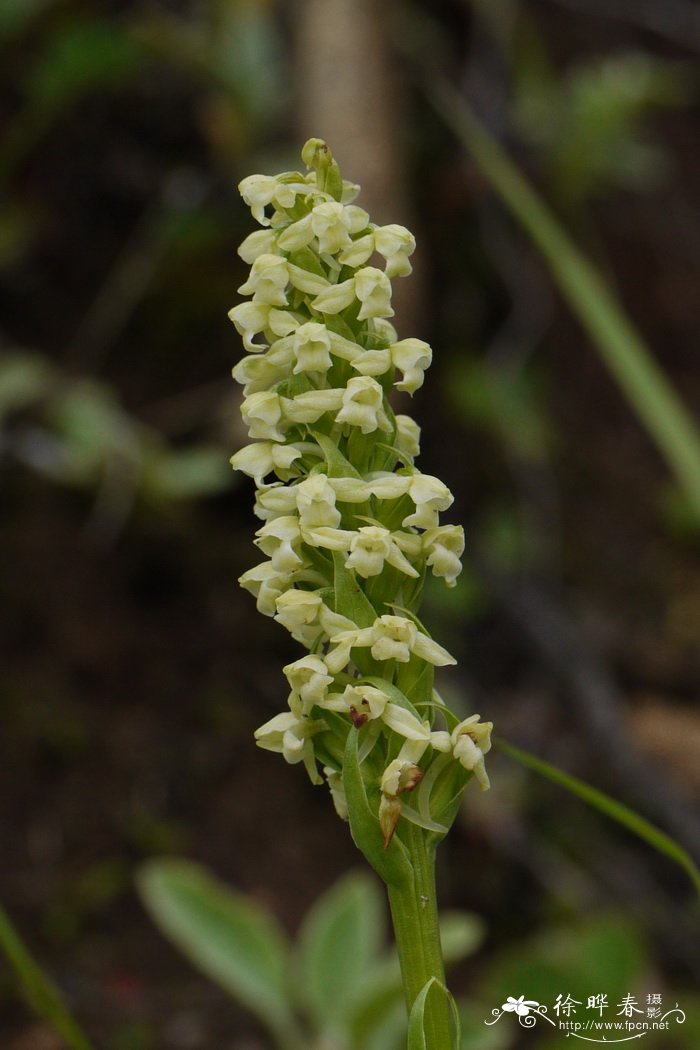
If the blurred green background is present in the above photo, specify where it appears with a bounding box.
[1,1,700,1047]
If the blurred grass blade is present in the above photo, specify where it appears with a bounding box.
[497,738,700,896]
[424,77,700,520]
[0,902,94,1050]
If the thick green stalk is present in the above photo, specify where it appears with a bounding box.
[387,824,453,1049]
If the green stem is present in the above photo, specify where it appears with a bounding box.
[386,824,452,1049]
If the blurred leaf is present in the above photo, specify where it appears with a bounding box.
[141,445,231,500]
[27,18,143,114]
[498,739,700,896]
[440,910,485,965]
[0,352,53,418]
[137,859,296,1038]
[476,914,647,1024]
[458,1001,510,1050]
[297,869,385,1029]
[0,0,56,41]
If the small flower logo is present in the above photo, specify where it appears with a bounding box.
[502,995,540,1017]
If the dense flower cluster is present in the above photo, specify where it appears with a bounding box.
[231,140,491,845]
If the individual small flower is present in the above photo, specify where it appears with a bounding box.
[379,757,424,848]
[345,526,419,579]
[228,302,272,353]
[232,342,293,395]
[238,561,293,616]
[240,390,285,441]
[451,715,493,790]
[294,474,342,529]
[238,254,289,306]
[373,224,416,278]
[229,442,302,486]
[291,321,333,374]
[325,614,456,674]
[324,766,348,820]
[254,707,326,783]
[336,376,391,434]
[237,228,278,263]
[390,338,432,394]
[239,174,307,226]
[394,415,421,460]
[403,474,454,529]
[354,267,394,320]
[309,278,357,315]
[422,525,465,587]
[310,201,353,254]
[283,654,335,713]
[274,588,324,645]
[254,516,304,573]
[254,482,298,521]
[281,388,344,425]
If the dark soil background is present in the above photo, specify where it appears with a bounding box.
[1,2,700,1048]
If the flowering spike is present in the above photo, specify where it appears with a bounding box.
[231,141,492,849]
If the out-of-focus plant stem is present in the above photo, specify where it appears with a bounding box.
[426,76,700,521]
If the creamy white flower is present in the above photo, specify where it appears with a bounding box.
[239,174,307,226]
[403,474,454,529]
[283,654,334,712]
[232,341,293,394]
[336,376,391,434]
[229,442,302,486]
[238,561,292,616]
[451,715,493,790]
[310,201,353,254]
[372,318,399,344]
[228,302,272,353]
[310,278,356,315]
[292,322,333,374]
[295,474,342,529]
[241,390,285,441]
[237,228,278,263]
[373,224,416,278]
[254,708,325,783]
[354,267,394,320]
[349,348,392,377]
[238,254,289,306]
[422,525,464,587]
[286,262,330,296]
[382,704,431,742]
[282,388,344,425]
[345,526,419,579]
[326,614,455,673]
[276,213,314,252]
[337,232,375,269]
[254,515,304,572]
[390,338,432,394]
[380,758,424,797]
[394,415,421,460]
[274,588,323,636]
[324,766,348,820]
[254,483,298,521]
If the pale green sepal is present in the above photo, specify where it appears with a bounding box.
[312,431,363,480]
[342,730,412,887]
[362,676,422,721]
[332,551,378,631]
[399,801,448,837]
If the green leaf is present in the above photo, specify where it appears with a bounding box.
[497,738,700,896]
[0,902,94,1050]
[342,730,411,887]
[142,446,232,500]
[333,551,378,632]
[136,860,295,1037]
[407,978,459,1050]
[297,870,384,1029]
[313,431,363,480]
